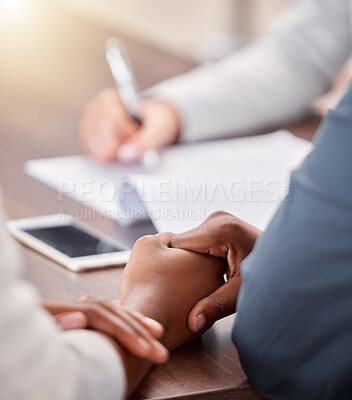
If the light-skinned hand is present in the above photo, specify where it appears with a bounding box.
[42,296,169,364]
[79,88,180,163]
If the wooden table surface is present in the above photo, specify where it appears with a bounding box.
[0,3,320,399]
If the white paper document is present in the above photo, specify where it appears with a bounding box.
[25,130,312,232]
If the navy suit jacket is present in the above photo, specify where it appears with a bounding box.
[233,85,352,399]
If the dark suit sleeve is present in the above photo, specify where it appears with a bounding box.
[232,85,352,400]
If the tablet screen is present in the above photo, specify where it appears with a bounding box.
[23,224,123,258]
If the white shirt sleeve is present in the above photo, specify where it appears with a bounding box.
[0,201,126,400]
[147,0,351,141]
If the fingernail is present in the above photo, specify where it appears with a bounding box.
[137,337,151,353]
[196,314,206,331]
[144,317,163,332]
[59,312,86,330]
[117,143,140,163]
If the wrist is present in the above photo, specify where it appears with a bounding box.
[121,285,178,349]
[97,332,152,397]
[140,99,181,143]
[123,298,165,328]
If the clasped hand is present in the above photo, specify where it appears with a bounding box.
[120,212,261,350]
[45,212,260,366]
[170,211,261,332]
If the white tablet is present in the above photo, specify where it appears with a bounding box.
[7,214,131,272]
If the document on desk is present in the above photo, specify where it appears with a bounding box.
[25,130,312,232]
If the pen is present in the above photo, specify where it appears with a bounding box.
[105,37,159,168]
[105,37,142,125]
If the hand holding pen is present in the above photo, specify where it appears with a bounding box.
[79,37,180,165]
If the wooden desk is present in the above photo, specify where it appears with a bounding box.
[0,4,319,399]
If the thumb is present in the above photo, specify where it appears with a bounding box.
[187,277,241,333]
[55,311,88,331]
[169,227,213,255]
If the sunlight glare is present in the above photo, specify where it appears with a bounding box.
[0,0,33,26]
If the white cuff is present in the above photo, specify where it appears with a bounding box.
[61,330,126,400]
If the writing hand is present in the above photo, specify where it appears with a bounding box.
[79,88,180,163]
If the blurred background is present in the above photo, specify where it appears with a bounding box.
[0,0,290,149]
[0,0,297,284]
[54,0,289,60]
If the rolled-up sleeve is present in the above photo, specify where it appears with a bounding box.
[232,85,352,400]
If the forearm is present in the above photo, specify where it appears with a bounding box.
[116,290,169,398]
[147,0,350,142]
[112,342,152,399]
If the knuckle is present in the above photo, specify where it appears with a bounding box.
[209,297,235,319]
[169,235,180,248]
[221,218,240,233]
[156,232,174,247]
[208,213,240,242]
[134,235,155,250]
[158,231,173,238]
[208,210,229,220]
[210,229,227,249]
